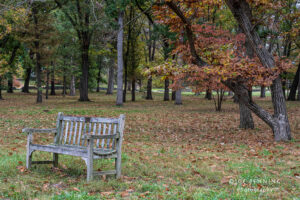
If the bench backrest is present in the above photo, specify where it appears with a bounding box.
[54,112,125,150]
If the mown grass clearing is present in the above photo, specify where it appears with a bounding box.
[0,91,299,199]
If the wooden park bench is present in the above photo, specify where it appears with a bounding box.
[22,112,125,182]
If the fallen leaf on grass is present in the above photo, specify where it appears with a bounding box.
[100,191,113,196]
[73,187,80,192]
[220,176,233,184]
[120,191,130,197]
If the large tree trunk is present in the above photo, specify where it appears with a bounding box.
[96,63,101,93]
[79,34,90,101]
[131,79,136,101]
[62,69,66,97]
[164,78,170,101]
[205,89,212,100]
[107,60,114,95]
[287,63,299,101]
[70,75,76,96]
[116,11,124,106]
[175,89,182,105]
[36,51,42,103]
[225,0,291,141]
[50,66,56,95]
[239,101,254,129]
[146,76,153,100]
[260,86,266,98]
[22,67,31,93]
[7,73,13,93]
[46,70,49,99]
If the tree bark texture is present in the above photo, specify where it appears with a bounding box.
[70,75,76,96]
[107,61,114,95]
[239,101,254,129]
[116,11,124,106]
[287,63,299,101]
[131,79,136,101]
[78,35,90,101]
[225,0,291,141]
[22,67,31,93]
[260,86,266,98]
[50,66,56,95]
[46,70,49,99]
[164,78,170,101]
[146,76,153,100]
[7,73,13,93]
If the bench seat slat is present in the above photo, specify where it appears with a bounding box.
[30,144,117,158]
[60,116,119,123]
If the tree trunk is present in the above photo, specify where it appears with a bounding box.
[116,11,124,106]
[107,61,114,95]
[146,76,153,100]
[287,63,299,101]
[62,70,66,97]
[7,73,13,93]
[78,31,90,101]
[123,72,127,102]
[36,51,42,103]
[50,66,56,95]
[175,89,182,105]
[225,0,291,141]
[260,86,266,98]
[205,89,212,100]
[70,75,76,96]
[22,67,31,93]
[239,100,254,129]
[172,90,176,100]
[96,63,101,92]
[164,78,170,101]
[131,79,135,101]
[46,70,49,99]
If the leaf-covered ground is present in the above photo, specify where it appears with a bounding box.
[0,91,299,200]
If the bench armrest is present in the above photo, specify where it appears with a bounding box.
[82,134,118,140]
[22,128,57,134]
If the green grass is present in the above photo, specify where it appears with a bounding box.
[0,90,299,199]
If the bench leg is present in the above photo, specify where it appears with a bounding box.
[86,157,93,182]
[87,139,94,182]
[115,156,121,179]
[26,150,33,169]
[53,153,58,167]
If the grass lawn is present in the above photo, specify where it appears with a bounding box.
[0,91,299,200]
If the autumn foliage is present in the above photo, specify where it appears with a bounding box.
[149,0,293,93]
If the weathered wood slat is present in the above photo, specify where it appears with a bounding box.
[77,122,83,145]
[72,122,78,145]
[107,123,112,148]
[68,121,74,144]
[93,170,116,176]
[60,121,65,144]
[30,144,117,157]
[60,116,119,123]
[112,124,117,149]
[96,123,101,148]
[101,123,107,148]
[82,123,87,146]
[64,121,69,144]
